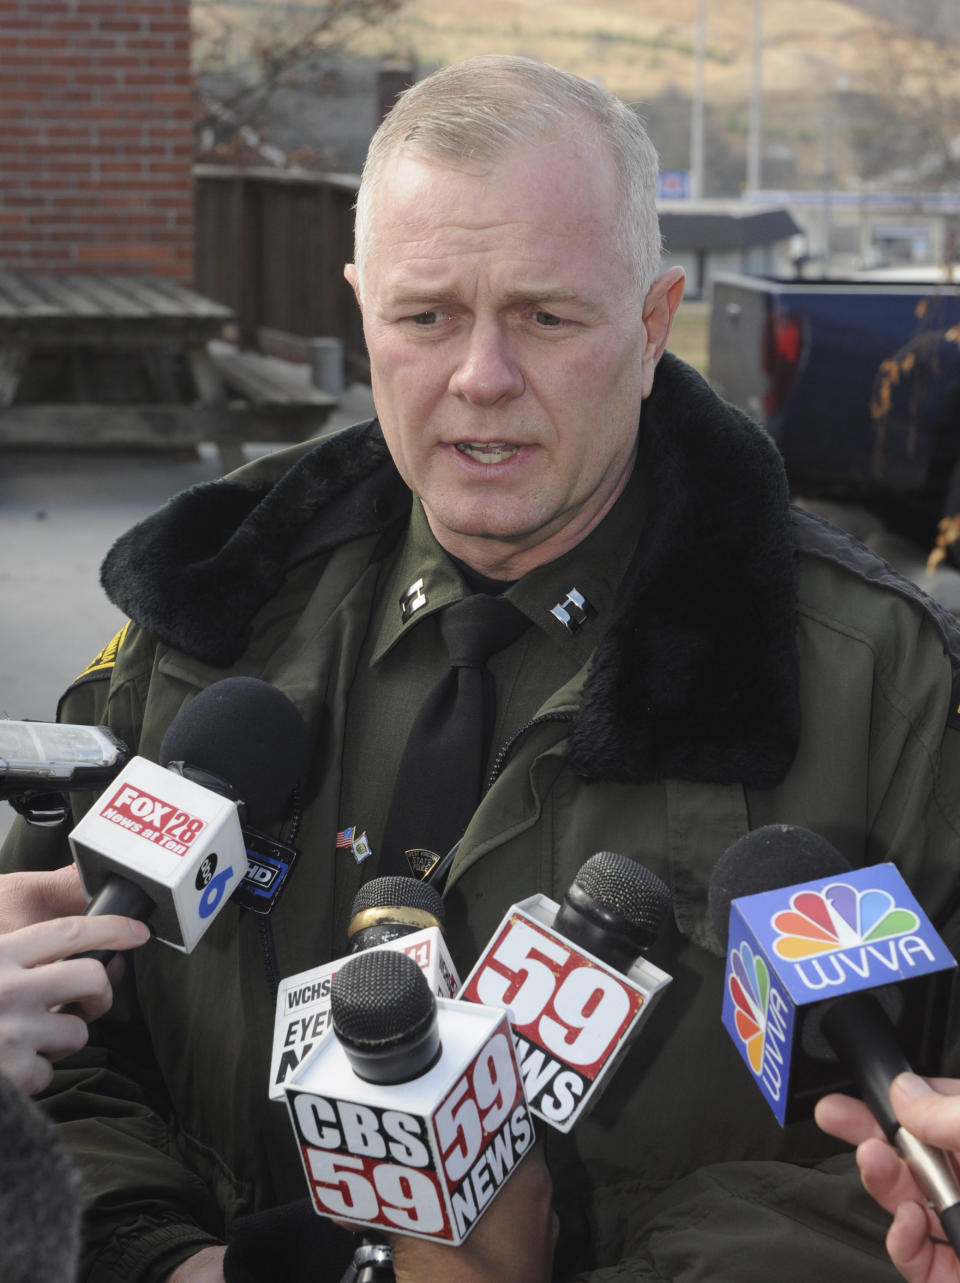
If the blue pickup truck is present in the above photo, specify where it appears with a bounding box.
[707,271,960,551]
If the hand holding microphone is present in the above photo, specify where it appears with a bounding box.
[0,871,149,1094]
[70,676,308,962]
[389,1135,556,1283]
[711,825,960,1268]
[818,1076,960,1283]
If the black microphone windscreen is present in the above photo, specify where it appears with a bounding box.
[332,950,434,1049]
[331,950,441,1084]
[572,852,671,944]
[159,677,308,825]
[708,824,851,950]
[0,1070,80,1282]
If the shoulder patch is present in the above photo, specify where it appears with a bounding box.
[72,621,131,686]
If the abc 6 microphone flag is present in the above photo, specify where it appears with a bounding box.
[285,998,532,1245]
[458,894,671,1132]
[68,756,245,952]
[722,862,957,1125]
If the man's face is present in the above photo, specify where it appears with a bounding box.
[347,129,681,578]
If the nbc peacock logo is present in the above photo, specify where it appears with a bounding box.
[728,941,772,1074]
[772,883,919,960]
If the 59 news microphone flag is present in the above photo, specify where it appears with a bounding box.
[269,877,461,1100]
[458,852,673,1131]
[69,677,308,954]
[285,949,534,1246]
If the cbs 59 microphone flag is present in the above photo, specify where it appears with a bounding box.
[719,852,956,1125]
[458,852,672,1132]
[285,950,534,1246]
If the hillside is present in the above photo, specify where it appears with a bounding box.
[355,0,931,104]
[194,0,960,194]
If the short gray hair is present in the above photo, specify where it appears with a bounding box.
[353,54,662,295]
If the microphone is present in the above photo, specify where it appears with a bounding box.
[285,948,534,1246]
[68,677,308,956]
[712,824,960,1257]
[348,876,445,953]
[0,1068,80,1282]
[458,851,673,1131]
[0,718,129,826]
[269,876,460,1102]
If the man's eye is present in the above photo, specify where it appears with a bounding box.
[534,311,564,327]
[411,311,440,325]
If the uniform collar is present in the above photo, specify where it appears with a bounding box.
[371,464,644,669]
[100,355,801,788]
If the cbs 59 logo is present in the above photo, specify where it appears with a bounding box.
[434,1029,521,1183]
[467,916,642,1076]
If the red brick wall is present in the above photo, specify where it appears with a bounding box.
[0,0,195,280]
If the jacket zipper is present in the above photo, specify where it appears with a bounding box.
[427,711,577,893]
[485,710,576,793]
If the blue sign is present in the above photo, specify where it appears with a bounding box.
[657,170,690,200]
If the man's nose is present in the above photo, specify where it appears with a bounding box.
[447,322,525,405]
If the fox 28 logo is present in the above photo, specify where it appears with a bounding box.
[194,853,234,919]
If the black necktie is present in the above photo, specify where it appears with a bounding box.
[380,593,528,876]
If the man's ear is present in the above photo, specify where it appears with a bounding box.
[640,266,686,398]
[344,262,362,311]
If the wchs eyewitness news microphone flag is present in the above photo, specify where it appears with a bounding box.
[69,755,245,952]
[459,892,671,1131]
[269,927,461,1100]
[721,862,957,1125]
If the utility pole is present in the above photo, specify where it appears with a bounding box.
[690,0,706,199]
[746,0,763,193]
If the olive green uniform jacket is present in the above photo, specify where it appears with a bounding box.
[5,355,960,1283]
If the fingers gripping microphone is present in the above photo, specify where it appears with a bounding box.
[712,824,960,1258]
[285,948,533,1246]
[69,677,308,957]
[459,852,673,1131]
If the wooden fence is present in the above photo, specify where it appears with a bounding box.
[194,165,367,379]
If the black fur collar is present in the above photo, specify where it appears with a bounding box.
[101,355,799,787]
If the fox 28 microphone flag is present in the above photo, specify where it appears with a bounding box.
[721,860,957,1125]
[69,756,245,952]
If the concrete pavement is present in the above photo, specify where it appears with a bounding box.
[0,383,375,844]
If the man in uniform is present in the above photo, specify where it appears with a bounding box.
[4,54,960,1283]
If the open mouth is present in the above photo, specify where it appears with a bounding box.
[454,442,520,464]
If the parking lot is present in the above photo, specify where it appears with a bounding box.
[0,384,374,844]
